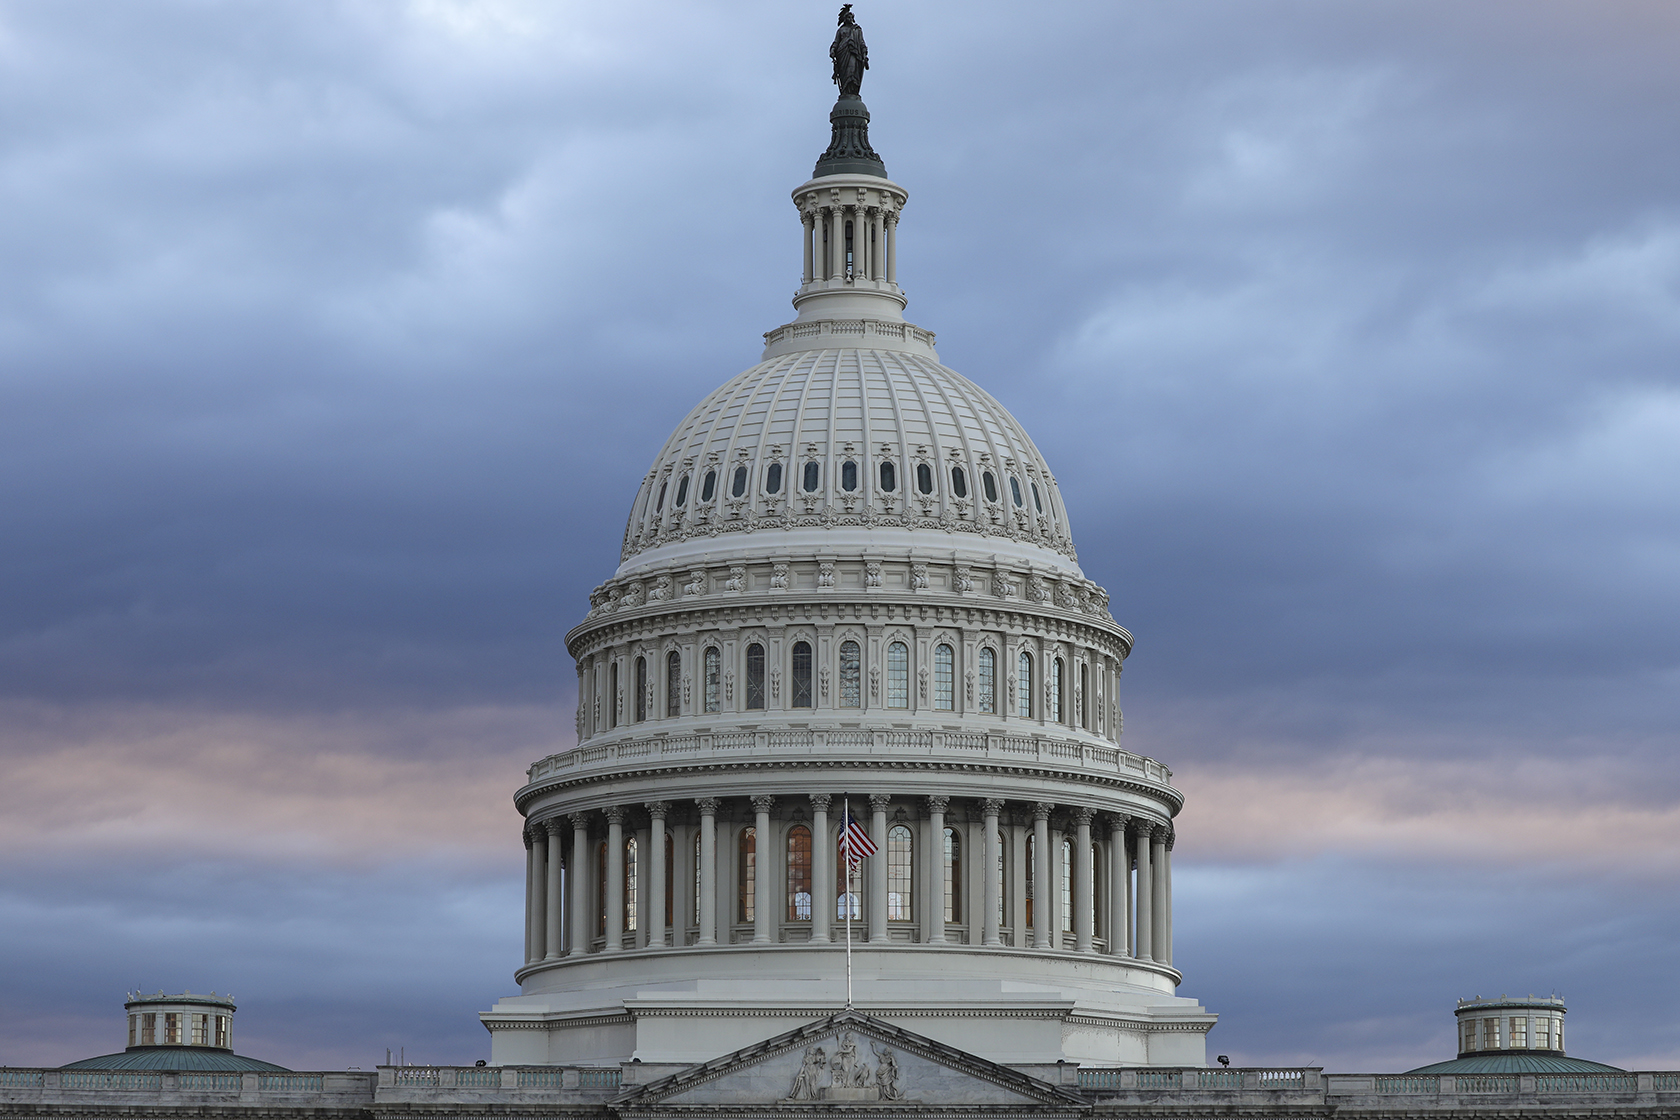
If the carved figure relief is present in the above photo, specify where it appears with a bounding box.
[684,569,707,596]
[953,566,974,593]
[770,666,782,699]
[787,1046,826,1101]
[869,665,881,700]
[909,564,929,591]
[820,666,831,698]
[724,566,747,593]
[917,665,929,701]
[818,562,837,589]
[771,563,789,590]
[991,570,1015,597]
[864,561,883,588]
[1027,576,1049,603]
[724,669,735,702]
[872,1044,904,1101]
[682,674,692,707]
[649,575,672,601]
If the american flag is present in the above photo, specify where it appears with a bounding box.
[838,809,877,868]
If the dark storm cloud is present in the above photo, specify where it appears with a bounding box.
[1,0,1677,1071]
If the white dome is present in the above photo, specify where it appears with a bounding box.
[617,345,1081,576]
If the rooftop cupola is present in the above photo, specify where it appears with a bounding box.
[781,5,912,335]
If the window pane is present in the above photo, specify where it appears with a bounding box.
[704,647,721,713]
[609,662,619,728]
[982,471,997,503]
[625,837,639,931]
[656,480,667,510]
[1018,652,1032,718]
[841,460,858,491]
[676,476,689,507]
[887,642,909,709]
[1060,838,1072,932]
[1051,658,1063,723]
[701,469,716,502]
[887,825,913,921]
[803,462,820,492]
[695,833,703,925]
[1009,476,1023,507]
[732,465,748,497]
[635,656,647,722]
[916,463,934,494]
[978,648,995,714]
[934,644,954,711]
[766,462,783,494]
[951,466,967,498]
[879,461,896,492]
[739,827,756,922]
[944,827,961,922]
[787,826,813,920]
[666,651,681,717]
[838,842,860,921]
[792,641,813,708]
[1032,482,1044,512]
[839,641,861,708]
[746,643,766,710]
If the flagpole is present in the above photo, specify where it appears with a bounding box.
[843,795,854,1010]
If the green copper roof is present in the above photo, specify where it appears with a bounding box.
[1405,1052,1625,1075]
[62,1048,291,1072]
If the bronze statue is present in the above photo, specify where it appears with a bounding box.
[830,5,868,97]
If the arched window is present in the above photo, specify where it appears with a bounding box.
[746,643,766,710]
[731,465,748,498]
[982,471,998,503]
[951,466,968,498]
[844,218,854,274]
[1060,837,1072,934]
[879,461,896,492]
[666,650,681,717]
[887,825,913,921]
[787,826,813,920]
[1009,476,1023,507]
[792,641,813,708]
[703,647,721,713]
[609,662,619,728]
[701,469,717,503]
[943,827,961,923]
[665,832,675,929]
[1032,482,1044,513]
[1017,651,1033,719]
[978,648,996,714]
[1025,832,1035,928]
[738,827,756,923]
[656,480,667,510]
[765,462,783,494]
[1079,662,1089,729]
[839,640,861,708]
[675,475,690,507]
[916,462,934,494]
[933,644,954,711]
[597,841,608,935]
[634,656,647,722]
[837,843,860,921]
[802,462,820,492]
[886,642,909,709]
[1051,657,1064,723]
[625,836,639,932]
[694,833,703,925]
[841,460,858,491]
[997,829,1007,927]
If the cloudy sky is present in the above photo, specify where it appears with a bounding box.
[3,0,1678,1074]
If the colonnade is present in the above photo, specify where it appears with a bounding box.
[521,794,1174,971]
[801,204,897,285]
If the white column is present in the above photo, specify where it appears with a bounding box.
[982,799,1002,946]
[696,798,719,945]
[530,823,548,963]
[1150,826,1168,963]
[868,794,889,943]
[1133,820,1153,962]
[811,794,832,943]
[568,814,591,955]
[1032,803,1053,949]
[886,212,898,284]
[645,801,669,949]
[1108,816,1130,957]
[1161,827,1174,967]
[522,827,536,965]
[827,208,841,280]
[1074,808,1094,953]
[604,807,625,953]
[752,795,775,943]
[926,796,948,944]
[544,819,564,960]
[802,211,815,284]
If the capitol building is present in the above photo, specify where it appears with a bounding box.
[5,10,1678,1120]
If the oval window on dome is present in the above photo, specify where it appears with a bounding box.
[1031,482,1043,513]
[879,461,896,492]
[701,469,717,503]
[765,462,783,494]
[675,475,690,507]
[916,463,934,494]
[803,462,820,492]
[841,460,858,491]
[1009,476,1023,507]
[951,466,968,499]
[656,480,668,511]
[732,465,748,498]
[982,471,997,503]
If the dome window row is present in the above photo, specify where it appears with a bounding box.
[649,457,1036,512]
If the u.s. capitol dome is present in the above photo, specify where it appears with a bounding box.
[484,22,1214,1071]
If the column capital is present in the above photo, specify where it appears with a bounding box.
[604,805,627,826]
[981,798,1005,816]
[695,797,720,815]
[523,825,538,849]
[1151,822,1169,843]
[926,795,950,814]
[750,794,776,814]
[1132,817,1157,840]
[1072,806,1095,827]
[1032,801,1054,822]
[568,811,592,830]
[1106,813,1131,834]
[644,800,671,818]
[868,793,891,813]
[542,816,567,837]
[809,793,832,812]
[1164,827,1176,851]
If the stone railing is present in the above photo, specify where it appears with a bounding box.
[1079,1068,1317,1093]
[376,1065,622,1093]
[525,727,1175,792]
[0,1069,371,1104]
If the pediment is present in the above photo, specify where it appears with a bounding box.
[616,1012,1086,1113]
